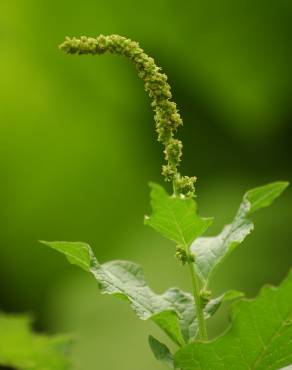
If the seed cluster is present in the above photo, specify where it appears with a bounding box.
[60,35,196,197]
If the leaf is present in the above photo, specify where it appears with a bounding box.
[175,270,292,370]
[40,240,94,271]
[0,313,72,370]
[204,290,244,318]
[145,183,213,248]
[191,181,288,286]
[41,241,239,345]
[96,260,189,346]
[150,290,240,368]
[41,241,184,346]
[148,335,174,369]
[246,182,289,215]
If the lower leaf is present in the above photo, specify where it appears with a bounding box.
[175,270,292,370]
[149,335,174,369]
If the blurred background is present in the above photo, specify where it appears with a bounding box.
[0,0,291,369]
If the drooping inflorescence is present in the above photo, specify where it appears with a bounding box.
[59,35,196,197]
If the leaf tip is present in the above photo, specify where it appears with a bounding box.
[273,180,289,192]
[245,180,289,215]
[38,240,95,272]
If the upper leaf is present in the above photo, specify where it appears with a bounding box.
[145,183,212,248]
[191,181,288,286]
[175,269,292,370]
[0,313,72,370]
[41,241,239,345]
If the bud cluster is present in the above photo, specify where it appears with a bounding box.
[175,246,195,265]
[60,35,196,197]
[200,289,212,308]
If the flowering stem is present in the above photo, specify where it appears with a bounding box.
[59,35,196,198]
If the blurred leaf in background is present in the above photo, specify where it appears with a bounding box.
[0,0,291,369]
[0,313,71,370]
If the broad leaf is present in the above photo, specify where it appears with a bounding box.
[41,241,185,345]
[41,241,241,345]
[149,335,174,369]
[145,183,212,248]
[175,270,292,370]
[0,313,72,370]
[191,181,288,286]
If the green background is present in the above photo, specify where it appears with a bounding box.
[0,1,291,369]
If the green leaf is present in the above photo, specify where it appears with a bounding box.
[42,240,184,346]
[191,181,288,286]
[40,240,94,271]
[148,335,174,369]
[175,270,292,370]
[221,289,244,301]
[204,290,244,318]
[245,181,289,215]
[0,313,72,370]
[145,183,212,248]
[41,241,238,345]
[96,260,189,346]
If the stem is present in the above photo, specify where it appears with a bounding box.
[187,258,208,341]
[172,179,177,196]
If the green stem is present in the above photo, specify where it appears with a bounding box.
[172,179,177,197]
[187,258,208,341]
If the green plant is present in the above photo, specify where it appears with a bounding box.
[3,35,290,370]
